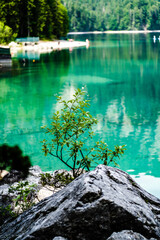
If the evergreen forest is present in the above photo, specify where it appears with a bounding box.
[61,0,160,32]
[1,0,160,43]
[0,0,69,41]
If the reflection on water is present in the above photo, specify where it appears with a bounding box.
[0,33,160,197]
[132,174,160,199]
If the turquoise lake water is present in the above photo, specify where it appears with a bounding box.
[0,33,160,197]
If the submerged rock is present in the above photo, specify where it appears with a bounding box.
[0,165,160,240]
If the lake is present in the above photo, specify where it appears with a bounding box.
[0,33,160,198]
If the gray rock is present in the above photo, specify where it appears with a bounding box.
[0,183,14,225]
[0,166,43,226]
[0,183,9,196]
[0,169,23,185]
[106,230,157,240]
[0,166,66,224]
[26,165,43,185]
[0,165,160,240]
[28,165,43,177]
[0,166,43,206]
[53,237,69,240]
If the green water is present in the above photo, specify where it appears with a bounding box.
[0,33,160,197]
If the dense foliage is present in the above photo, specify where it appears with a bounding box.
[61,0,160,31]
[9,181,37,214]
[42,89,125,178]
[0,0,69,39]
[0,21,17,44]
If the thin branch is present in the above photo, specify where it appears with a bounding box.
[49,152,73,170]
[66,155,73,163]
[73,153,76,170]
[79,149,90,171]
[56,140,59,156]
[60,145,64,160]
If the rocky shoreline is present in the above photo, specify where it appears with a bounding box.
[0,165,160,240]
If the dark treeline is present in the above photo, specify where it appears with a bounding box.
[61,0,160,32]
[0,0,69,39]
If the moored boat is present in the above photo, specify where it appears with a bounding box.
[0,46,11,59]
[0,46,12,67]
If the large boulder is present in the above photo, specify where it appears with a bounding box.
[106,230,157,240]
[0,165,160,240]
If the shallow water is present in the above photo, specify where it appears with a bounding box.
[0,33,160,197]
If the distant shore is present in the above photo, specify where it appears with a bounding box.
[68,30,160,35]
[2,29,160,51]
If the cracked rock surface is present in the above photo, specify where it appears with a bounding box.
[106,230,157,240]
[0,165,160,240]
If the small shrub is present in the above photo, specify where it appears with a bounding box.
[8,181,37,214]
[54,172,74,186]
[42,88,126,178]
[40,172,74,187]
[40,173,53,186]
